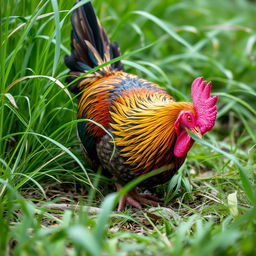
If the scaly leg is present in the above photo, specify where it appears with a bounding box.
[115,183,159,211]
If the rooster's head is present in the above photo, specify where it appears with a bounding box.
[174,77,218,157]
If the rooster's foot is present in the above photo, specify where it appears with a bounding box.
[115,184,159,211]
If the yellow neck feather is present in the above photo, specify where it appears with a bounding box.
[110,92,194,171]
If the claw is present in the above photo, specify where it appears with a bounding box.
[115,183,159,211]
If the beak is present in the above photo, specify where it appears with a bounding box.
[190,126,202,139]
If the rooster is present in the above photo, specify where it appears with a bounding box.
[65,1,218,211]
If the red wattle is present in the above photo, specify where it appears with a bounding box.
[174,130,194,157]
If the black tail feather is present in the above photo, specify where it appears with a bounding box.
[110,42,123,70]
[65,1,123,94]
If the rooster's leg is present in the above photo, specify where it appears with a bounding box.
[115,183,159,211]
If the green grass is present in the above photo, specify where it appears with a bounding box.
[1,0,256,255]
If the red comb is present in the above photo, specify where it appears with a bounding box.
[191,77,218,134]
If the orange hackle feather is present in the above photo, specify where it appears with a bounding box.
[77,72,123,138]
[110,90,194,172]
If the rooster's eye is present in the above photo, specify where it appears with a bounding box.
[187,115,192,121]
